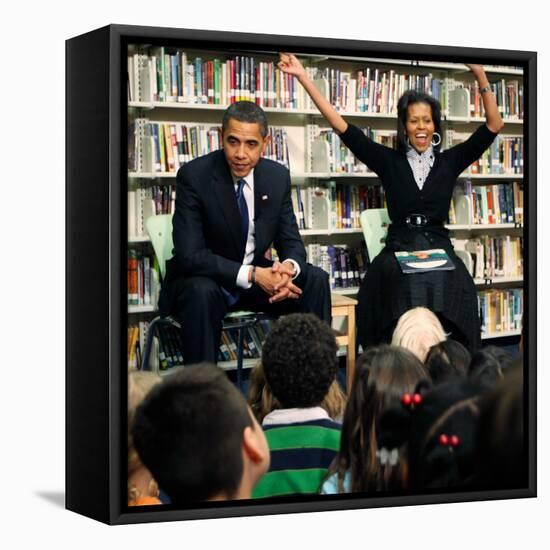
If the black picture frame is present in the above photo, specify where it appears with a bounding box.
[66,23,536,525]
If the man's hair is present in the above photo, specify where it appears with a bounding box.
[131,363,253,504]
[261,313,338,408]
[222,100,268,138]
[396,90,443,154]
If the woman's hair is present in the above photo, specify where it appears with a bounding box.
[327,345,430,493]
[128,371,162,503]
[391,307,447,363]
[473,363,526,489]
[425,339,471,385]
[469,345,515,391]
[396,90,443,154]
[248,362,346,423]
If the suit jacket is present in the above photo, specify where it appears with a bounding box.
[164,149,306,292]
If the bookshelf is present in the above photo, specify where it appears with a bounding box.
[127,47,525,368]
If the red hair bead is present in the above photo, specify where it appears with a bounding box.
[450,435,460,447]
[439,434,449,446]
[401,393,412,406]
[412,393,423,405]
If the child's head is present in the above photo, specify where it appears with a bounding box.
[128,371,162,504]
[332,345,430,492]
[132,363,270,503]
[469,345,515,391]
[380,380,483,490]
[425,339,471,385]
[261,313,338,408]
[391,307,447,362]
[248,362,346,423]
[474,363,526,489]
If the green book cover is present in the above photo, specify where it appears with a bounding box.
[394,249,455,274]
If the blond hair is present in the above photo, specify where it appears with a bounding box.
[391,307,447,362]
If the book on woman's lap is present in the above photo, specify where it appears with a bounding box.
[394,249,456,274]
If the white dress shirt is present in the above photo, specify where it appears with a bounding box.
[406,145,435,190]
[234,170,301,289]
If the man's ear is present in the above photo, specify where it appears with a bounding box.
[242,425,267,464]
[261,134,271,154]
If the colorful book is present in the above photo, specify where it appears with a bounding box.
[394,249,455,274]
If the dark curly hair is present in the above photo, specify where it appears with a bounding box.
[261,313,338,408]
[396,90,443,154]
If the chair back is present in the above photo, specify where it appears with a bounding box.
[145,214,174,280]
[360,208,390,262]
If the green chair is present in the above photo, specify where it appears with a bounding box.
[360,208,391,262]
[141,214,266,389]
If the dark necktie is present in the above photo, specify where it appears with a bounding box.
[236,178,249,243]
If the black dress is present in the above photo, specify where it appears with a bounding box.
[339,122,499,353]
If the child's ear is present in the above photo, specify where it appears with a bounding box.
[243,426,269,465]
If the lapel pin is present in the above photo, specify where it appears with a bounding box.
[262,195,268,200]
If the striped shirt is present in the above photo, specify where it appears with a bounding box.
[252,408,341,499]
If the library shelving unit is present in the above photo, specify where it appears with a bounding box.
[127,47,525,370]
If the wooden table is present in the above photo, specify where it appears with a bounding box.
[331,293,358,392]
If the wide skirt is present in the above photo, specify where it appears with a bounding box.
[356,232,481,354]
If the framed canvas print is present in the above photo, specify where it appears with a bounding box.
[66,24,536,525]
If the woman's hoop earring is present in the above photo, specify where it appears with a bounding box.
[431,132,441,147]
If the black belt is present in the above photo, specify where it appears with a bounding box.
[393,214,444,228]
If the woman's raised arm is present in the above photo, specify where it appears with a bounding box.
[466,64,505,134]
[278,52,348,135]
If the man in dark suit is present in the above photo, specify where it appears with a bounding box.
[160,101,331,365]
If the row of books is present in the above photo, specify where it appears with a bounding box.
[128,250,159,306]
[128,119,290,173]
[128,323,146,371]
[128,321,183,372]
[455,236,523,280]
[466,80,523,120]
[292,183,386,231]
[307,125,524,176]
[478,288,523,336]
[128,49,310,109]
[129,116,524,177]
[447,131,524,175]
[307,243,367,289]
[128,49,523,122]
[309,126,397,174]
[128,185,176,238]
[311,66,443,115]
[449,181,524,226]
[127,319,274,371]
[218,320,273,362]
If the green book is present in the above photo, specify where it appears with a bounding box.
[394,249,455,274]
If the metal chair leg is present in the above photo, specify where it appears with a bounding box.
[237,326,245,391]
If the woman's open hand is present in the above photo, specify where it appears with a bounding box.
[278,52,306,79]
